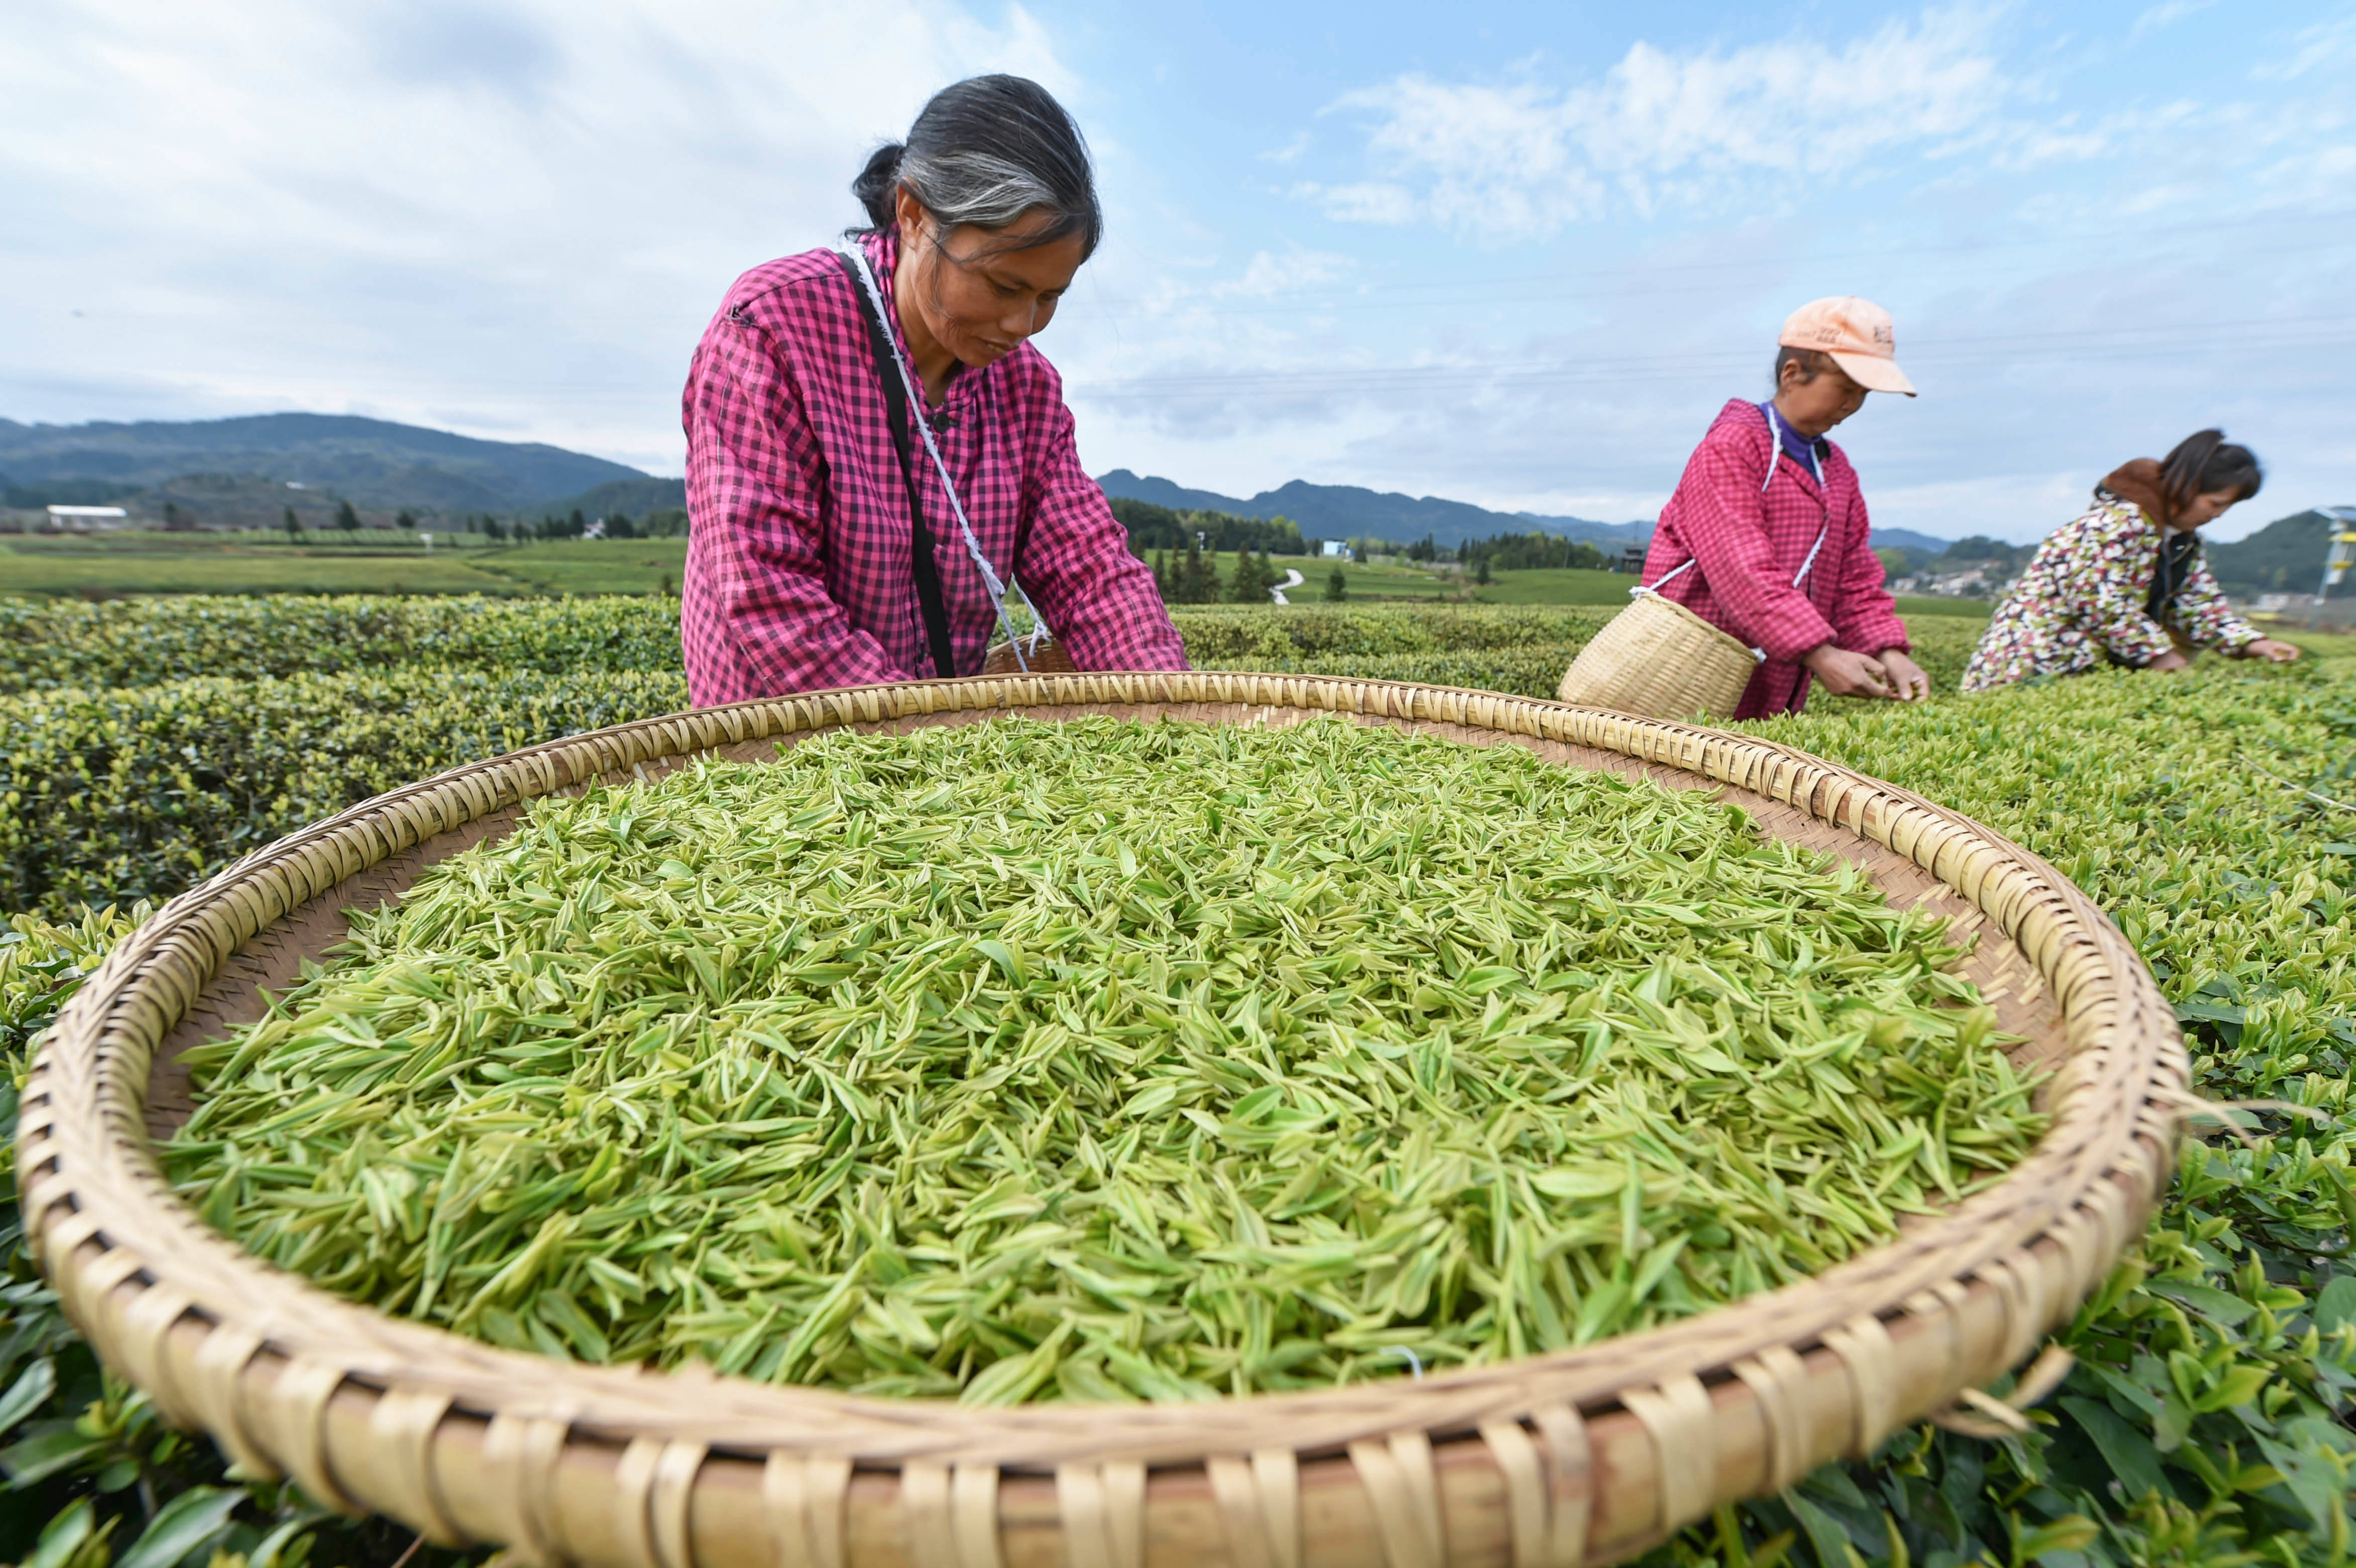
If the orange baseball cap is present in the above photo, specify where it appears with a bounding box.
[1780,296,1917,396]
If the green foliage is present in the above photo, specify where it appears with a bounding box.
[1326,566,1348,602]
[1644,660,2356,1567]
[1227,546,1280,603]
[1460,531,1610,573]
[0,911,475,1568]
[0,667,691,913]
[0,594,2348,1564]
[0,595,685,692]
[1106,496,1304,555]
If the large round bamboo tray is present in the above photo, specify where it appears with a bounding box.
[21,673,2185,1568]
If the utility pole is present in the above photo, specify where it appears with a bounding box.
[2317,505,2356,605]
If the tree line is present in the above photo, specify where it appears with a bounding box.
[1404,531,1614,572]
[1107,497,1307,555]
[272,505,694,543]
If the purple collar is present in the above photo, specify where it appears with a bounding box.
[1761,401,1824,485]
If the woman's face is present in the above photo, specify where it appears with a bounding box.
[2176,488,2244,529]
[896,188,1087,369]
[1776,357,1870,437]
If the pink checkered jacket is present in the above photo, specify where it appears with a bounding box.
[680,228,1186,704]
[1641,398,1910,718]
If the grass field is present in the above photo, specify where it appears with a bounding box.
[1189,555,1995,616]
[0,533,688,597]
[3,532,1999,618]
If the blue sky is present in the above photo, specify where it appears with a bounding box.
[4,0,2351,541]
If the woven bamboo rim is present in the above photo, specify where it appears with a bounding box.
[21,673,2185,1568]
[1557,592,1757,721]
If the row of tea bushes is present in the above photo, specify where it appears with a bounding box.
[0,669,692,914]
[0,595,1988,697]
[0,597,1615,693]
[0,594,687,693]
[0,601,1984,916]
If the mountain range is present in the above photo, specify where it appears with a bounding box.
[62,411,2356,572]
[1094,469,1654,551]
[1092,468,1958,555]
[0,413,646,516]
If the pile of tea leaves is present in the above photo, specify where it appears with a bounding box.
[165,716,2043,1403]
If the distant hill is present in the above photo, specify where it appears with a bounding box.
[1094,469,1645,549]
[2205,509,2354,599]
[1094,468,1953,555]
[0,413,646,514]
[1866,527,1957,556]
[541,477,688,521]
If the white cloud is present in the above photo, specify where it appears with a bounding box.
[2256,7,2356,79]
[2130,0,2217,41]
[1261,131,1312,165]
[0,0,1071,471]
[1219,250,1355,299]
[1290,180,1420,226]
[1314,9,2011,238]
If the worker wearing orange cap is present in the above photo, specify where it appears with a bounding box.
[1636,297,1929,717]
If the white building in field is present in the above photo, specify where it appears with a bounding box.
[45,505,128,533]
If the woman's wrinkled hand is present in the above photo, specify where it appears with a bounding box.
[1803,643,1893,699]
[1877,648,1931,701]
[2243,638,2302,664]
[2147,649,2191,672]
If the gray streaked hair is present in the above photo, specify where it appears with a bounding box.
[853,76,1101,258]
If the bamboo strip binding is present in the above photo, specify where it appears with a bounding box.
[19,673,2187,1568]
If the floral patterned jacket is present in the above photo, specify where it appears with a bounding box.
[1961,490,2259,694]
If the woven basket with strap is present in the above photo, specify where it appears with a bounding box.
[1556,588,1757,720]
[22,673,2185,1568]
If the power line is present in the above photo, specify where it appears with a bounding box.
[1084,218,2356,318]
[1072,316,2356,402]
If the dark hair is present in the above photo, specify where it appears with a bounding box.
[2158,429,2263,514]
[1773,347,1834,387]
[851,75,1101,258]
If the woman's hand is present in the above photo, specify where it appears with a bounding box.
[2242,638,2302,664]
[2147,649,2191,672]
[1878,649,1931,701]
[1803,644,1893,698]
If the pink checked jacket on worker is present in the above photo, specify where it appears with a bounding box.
[1641,399,1911,718]
[680,228,1186,704]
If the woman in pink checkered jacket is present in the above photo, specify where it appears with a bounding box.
[680,77,1186,704]
[1639,297,1930,719]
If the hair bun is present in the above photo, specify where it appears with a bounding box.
[852,143,907,230]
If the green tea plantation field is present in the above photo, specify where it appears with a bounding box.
[0,594,2349,1568]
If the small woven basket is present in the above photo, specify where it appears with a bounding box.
[21,673,2185,1568]
[1557,591,1757,721]
[981,633,1077,677]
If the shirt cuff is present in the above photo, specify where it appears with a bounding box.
[1757,611,1838,665]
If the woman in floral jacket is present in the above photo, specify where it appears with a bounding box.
[1962,431,2300,693]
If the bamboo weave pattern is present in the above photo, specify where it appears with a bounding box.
[19,673,2186,1568]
